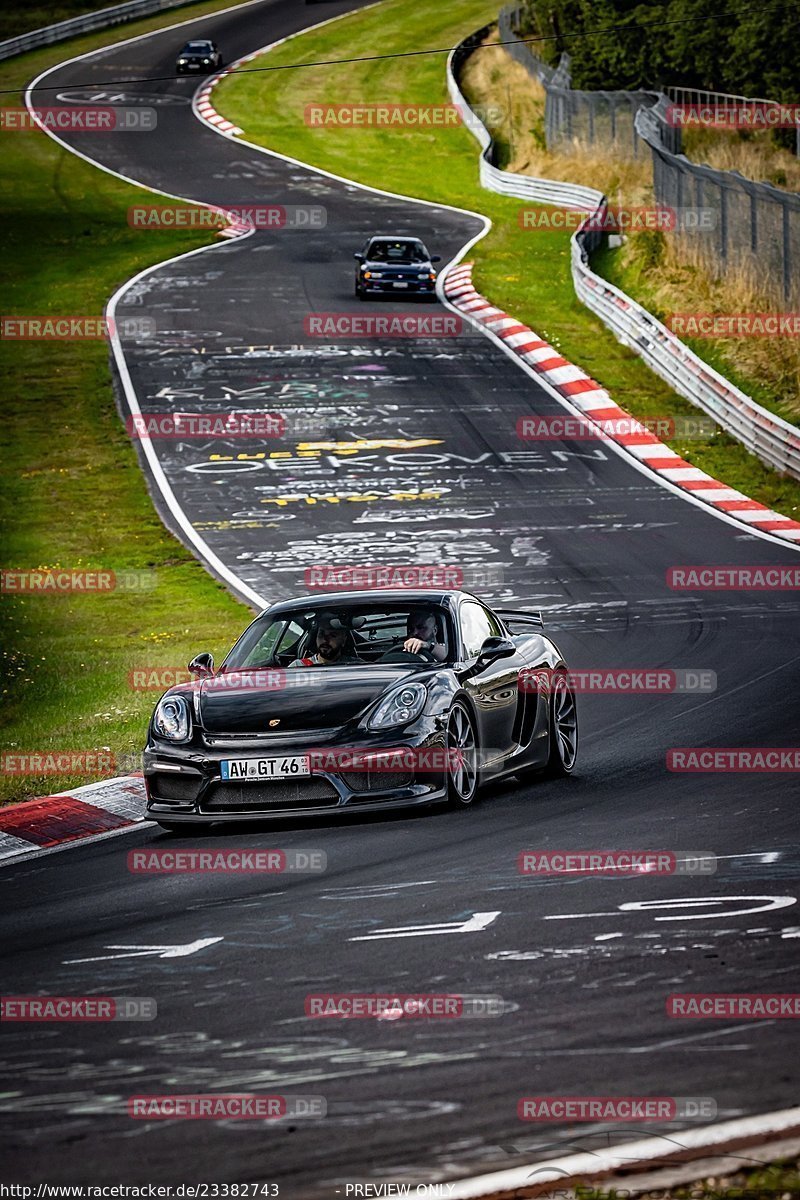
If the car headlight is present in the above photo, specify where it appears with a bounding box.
[178,58,187,64]
[367,683,427,730]
[202,58,210,63]
[153,694,191,742]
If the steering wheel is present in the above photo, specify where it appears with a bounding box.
[378,647,436,665]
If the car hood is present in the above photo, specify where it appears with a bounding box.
[193,665,426,735]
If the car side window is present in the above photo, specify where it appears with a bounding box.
[243,620,303,667]
[460,602,499,659]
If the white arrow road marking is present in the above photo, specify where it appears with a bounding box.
[350,911,500,942]
[64,937,223,964]
[545,896,796,921]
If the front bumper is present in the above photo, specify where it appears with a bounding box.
[361,278,436,294]
[144,728,447,823]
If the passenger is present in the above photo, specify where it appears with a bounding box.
[289,613,360,667]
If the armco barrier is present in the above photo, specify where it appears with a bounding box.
[0,0,203,62]
[446,34,800,482]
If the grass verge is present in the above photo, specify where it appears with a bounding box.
[214,0,800,524]
[581,1154,800,1199]
[461,32,800,427]
[0,0,260,806]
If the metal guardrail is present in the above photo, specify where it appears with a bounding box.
[0,0,200,62]
[449,27,599,213]
[446,35,800,481]
[500,3,799,305]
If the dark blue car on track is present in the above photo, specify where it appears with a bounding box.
[354,235,441,299]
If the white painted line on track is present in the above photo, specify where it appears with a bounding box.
[445,1106,800,1199]
[350,910,500,941]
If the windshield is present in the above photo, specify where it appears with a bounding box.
[366,240,427,263]
[223,602,453,670]
[184,42,212,51]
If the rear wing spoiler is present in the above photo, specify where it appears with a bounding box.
[496,609,544,631]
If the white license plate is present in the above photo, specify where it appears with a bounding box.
[221,755,309,780]
[393,281,409,288]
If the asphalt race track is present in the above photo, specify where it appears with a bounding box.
[3,0,800,1191]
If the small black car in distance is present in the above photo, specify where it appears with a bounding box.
[143,590,578,829]
[176,40,222,74]
[354,236,441,299]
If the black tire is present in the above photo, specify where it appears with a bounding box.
[355,286,368,301]
[445,702,479,808]
[543,670,578,777]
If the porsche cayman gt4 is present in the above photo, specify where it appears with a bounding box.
[144,590,577,828]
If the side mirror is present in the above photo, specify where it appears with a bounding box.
[431,254,442,263]
[188,652,214,678]
[475,636,516,671]
[353,252,364,261]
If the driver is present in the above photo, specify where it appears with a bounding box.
[403,608,447,662]
[289,613,360,667]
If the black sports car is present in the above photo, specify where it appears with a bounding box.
[143,590,577,829]
[354,236,441,299]
[176,39,222,74]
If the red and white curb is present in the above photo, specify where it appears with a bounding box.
[446,263,800,544]
[447,1105,800,1198]
[193,45,269,147]
[194,59,275,239]
[194,72,243,138]
[0,775,147,862]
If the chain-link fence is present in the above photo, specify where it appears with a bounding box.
[498,4,658,159]
[498,3,800,304]
[636,100,800,305]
